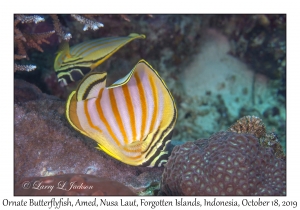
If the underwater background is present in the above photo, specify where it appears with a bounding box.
[14,14,286,195]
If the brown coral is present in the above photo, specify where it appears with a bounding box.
[160,132,286,196]
[228,116,285,159]
[228,115,266,139]
[14,15,54,72]
[50,14,72,42]
[13,14,106,73]
[261,132,285,159]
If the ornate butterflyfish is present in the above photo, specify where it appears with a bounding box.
[54,33,146,85]
[66,60,177,167]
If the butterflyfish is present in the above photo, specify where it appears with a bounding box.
[54,33,146,85]
[66,60,177,167]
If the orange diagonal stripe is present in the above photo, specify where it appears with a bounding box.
[134,72,147,140]
[122,84,136,141]
[109,89,128,144]
[84,99,102,133]
[95,89,121,146]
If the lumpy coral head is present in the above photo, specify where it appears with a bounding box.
[160,132,286,195]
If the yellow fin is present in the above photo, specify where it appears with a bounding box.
[96,143,123,162]
[57,41,71,56]
[54,41,71,70]
[75,71,107,101]
[128,33,146,39]
[65,91,88,136]
[55,34,146,85]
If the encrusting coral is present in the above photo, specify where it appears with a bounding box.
[260,132,285,160]
[159,131,286,196]
[228,115,285,159]
[228,115,266,139]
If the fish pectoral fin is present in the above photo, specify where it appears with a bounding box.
[122,141,144,153]
[122,135,154,153]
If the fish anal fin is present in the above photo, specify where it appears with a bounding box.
[96,143,123,162]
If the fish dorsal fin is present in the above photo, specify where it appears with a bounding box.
[107,59,152,89]
[107,69,135,89]
[128,33,146,39]
[57,41,87,61]
[56,41,72,58]
[75,72,107,101]
[89,33,146,70]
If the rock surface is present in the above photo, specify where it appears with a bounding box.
[14,79,163,194]
[15,174,136,195]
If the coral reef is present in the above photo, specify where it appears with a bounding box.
[209,14,286,81]
[208,14,286,111]
[14,14,104,74]
[261,132,285,160]
[14,14,205,98]
[228,115,285,159]
[15,174,136,195]
[174,28,286,152]
[14,79,163,195]
[228,115,266,139]
[71,14,104,31]
[14,15,285,147]
[160,131,286,196]
[14,15,54,72]
[14,15,286,196]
